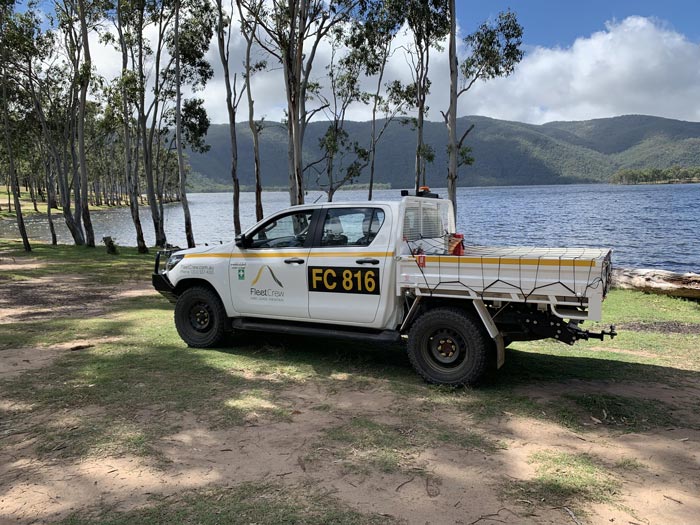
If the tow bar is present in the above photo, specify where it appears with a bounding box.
[575,325,617,342]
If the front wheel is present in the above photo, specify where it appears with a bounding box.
[407,307,490,386]
[174,286,227,348]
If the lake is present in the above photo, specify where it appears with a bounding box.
[1,184,698,273]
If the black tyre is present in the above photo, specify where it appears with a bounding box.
[407,307,490,386]
[174,286,227,348]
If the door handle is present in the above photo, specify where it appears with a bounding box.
[284,258,305,264]
[356,258,380,265]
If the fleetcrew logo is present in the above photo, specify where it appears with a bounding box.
[250,265,285,300]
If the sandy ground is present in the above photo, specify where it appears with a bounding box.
[1,265,699,525]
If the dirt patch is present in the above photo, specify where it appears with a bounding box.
[518,379,700,408]
[3,377,700,524]
[619,321,700,335]
[0,338,120,379]
[0,276,154,323]
[0,257,46,272]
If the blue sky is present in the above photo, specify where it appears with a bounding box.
[456,0,700,48]
[83,0,700,124]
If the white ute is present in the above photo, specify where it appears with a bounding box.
[153,189,616,385]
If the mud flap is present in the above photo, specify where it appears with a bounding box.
[472,299,505,369]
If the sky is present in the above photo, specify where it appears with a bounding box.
[89,0,700,125]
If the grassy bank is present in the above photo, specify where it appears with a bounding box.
[1,240,699,524]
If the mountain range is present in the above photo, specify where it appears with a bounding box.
[187,114,700,189]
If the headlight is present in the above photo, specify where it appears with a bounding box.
[165,253,185,272]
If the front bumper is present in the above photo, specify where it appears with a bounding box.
[152,250,179,303]
[152,272,178,303]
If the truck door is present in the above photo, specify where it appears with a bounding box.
[230,209,315,320]
[307,207,392,326]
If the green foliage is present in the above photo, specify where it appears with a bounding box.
[461,10,524,84]
[611,165,700,184]
[181,98,211,153]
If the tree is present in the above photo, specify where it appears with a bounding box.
[236,0,265,221]
[215,0,246,234]
[444,7,522,213]
[393,0,449,193]
[135,0,174,247]
[241,0,360,206]
[74,0,102,247]
[313,38,369,202]
[171,0,214,248]
[344,0,403,200]
[0,1,31,251]
[15,5,87,245]
[111,0,148,252]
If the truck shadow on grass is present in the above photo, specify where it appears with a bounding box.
[4,323,699,462]
[221,334,700,431]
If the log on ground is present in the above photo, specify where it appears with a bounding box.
[612,268,700,299]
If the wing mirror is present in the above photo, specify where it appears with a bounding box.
[235,233,249,248]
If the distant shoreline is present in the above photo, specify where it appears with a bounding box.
[612,179,700,186]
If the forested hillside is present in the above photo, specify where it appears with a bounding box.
[188,114,700,189]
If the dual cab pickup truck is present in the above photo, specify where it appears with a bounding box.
[153,191,615,385]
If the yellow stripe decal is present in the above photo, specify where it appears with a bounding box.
[307,251,392,258]
[184,251,393,259]
[183,252,593,266]
[418,256,595,267]
[183,253,230,258]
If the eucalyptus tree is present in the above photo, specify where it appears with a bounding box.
[235,0,265,221]
[74,0,105,247]
[391,0,449,193]
[314,36,369,202]
[215,0,245,234]
[135,0,174,247]
[444,7,522,213]
[239,0,364,206]
[171,0,214,248]
[109,0,148,252]
[0,0,31,251]
[51,0,106,247]
[344,0,403,200]
[12,5,88,244]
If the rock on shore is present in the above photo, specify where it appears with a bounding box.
[612,268,700,299]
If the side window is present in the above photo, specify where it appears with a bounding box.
[318,208,385,247]
[249,211,313,249]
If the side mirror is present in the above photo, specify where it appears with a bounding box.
[235,233,248,248]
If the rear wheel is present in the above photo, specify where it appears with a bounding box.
[174,286,227,348]
[407,307,490,386]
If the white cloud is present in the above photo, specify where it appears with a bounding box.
[90,15,700,125]
[457,16,700,123]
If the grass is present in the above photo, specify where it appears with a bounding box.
[0,238,154,284]
[34,415,164,460]
[3,240,699,462]
[507,451,621,509]
[319,417,416,474]
[311,415,503,475]
[59,481,402,525]
[2,240,700,522]
[560,392,683,431]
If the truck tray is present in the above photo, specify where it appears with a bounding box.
[397,245,613,321]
